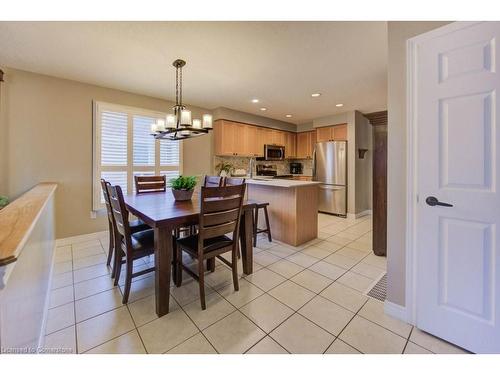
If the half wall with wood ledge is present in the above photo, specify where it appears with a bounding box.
[0,183,57,352]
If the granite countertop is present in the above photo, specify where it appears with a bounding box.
[246,178,320,188]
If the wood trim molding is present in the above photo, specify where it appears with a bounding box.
[364,111,388,126]
[0,183,57,266]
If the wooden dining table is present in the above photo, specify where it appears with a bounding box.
[123,189,257,317]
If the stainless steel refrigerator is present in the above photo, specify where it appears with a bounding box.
[313,141,347,216]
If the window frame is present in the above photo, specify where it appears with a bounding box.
[92,101,183,211]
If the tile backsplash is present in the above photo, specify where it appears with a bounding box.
[213,156,313,176]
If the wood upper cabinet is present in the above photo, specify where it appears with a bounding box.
[271,130,286,146]
[316,126,334,142]
[333,124,348,140]
[214,120,298,158]
[316,123,348,142]
[214,120,237,156]
[245,125,262,157]
[296,131,315,159]
[284,132,296,159]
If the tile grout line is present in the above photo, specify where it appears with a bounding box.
[71,243,79,354]
[56,216,402,354]
[322,298,370,354]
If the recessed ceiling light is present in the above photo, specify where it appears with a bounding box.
[336,103,344,107]
[251,99,259,103]
[285,114,293,118]
[311,93,321,97]
[260,107,267,111]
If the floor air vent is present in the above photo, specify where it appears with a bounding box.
[366,273,387,302]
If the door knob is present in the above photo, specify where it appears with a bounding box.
[425,196,453,207]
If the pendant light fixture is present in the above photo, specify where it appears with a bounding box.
[150,59,213,140]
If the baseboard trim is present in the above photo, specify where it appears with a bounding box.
[56,230,107,247]
[38,242,56,351]
[346,210,373,220]
[355,209,372,218]
[384,300,408,323]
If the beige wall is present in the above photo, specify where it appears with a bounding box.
[0,76,7,196]
[2,68,213,238]
[387,21,451,306]
[354,111,373,214]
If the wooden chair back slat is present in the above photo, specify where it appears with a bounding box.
[135,175,166,194]
[203,222,239,238]
[100,179,114,223]
[224,177,246,186]
[203,196,242,213]
[201,184,244,199]
[106,184,131,242]
[204,175,223,187]
[203,208,240,227]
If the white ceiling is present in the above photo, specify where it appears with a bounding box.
[0,22,387,123]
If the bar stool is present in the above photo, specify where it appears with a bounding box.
[253,202,272,246]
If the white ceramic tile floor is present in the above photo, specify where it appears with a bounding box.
[41,214,469,354]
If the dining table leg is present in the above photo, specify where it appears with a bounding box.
[239,207,254,275]
[154,226,173,317]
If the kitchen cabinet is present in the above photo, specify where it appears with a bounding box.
[284,132,297,159]
[215,120,296,158]
[271,130,286,146]
[244,125,261,157]
[261,128,274,147]
[316,123,348,142]
[333,124,348,141]
[214,120,248,156]
[296,131,316,159]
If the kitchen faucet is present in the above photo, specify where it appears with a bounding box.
[248,157,255,179]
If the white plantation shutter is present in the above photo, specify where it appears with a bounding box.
[93,102,183,210]
[160,170,180,186]
[133,115,156,166]
[101,111,128,166]
[160,140,179,166]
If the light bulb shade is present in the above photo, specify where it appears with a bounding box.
[192,119,202,129]
[150,123,158,133]
[180,110,192,126]
[166,115,176,129]
[202,114,213,129]
[156,119,166,132]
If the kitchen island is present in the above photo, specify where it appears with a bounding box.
[246,178,320,246]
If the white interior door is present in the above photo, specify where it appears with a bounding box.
[414,22,500,354]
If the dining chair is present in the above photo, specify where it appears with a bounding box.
[175,184,246,310]
[100,179,149,278]
[106,184,157,303]
[134,175,167,194]
[224,177,246,186]
[204,175,224,187]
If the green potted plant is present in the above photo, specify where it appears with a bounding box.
[215,161,234,177]
[0,196,8,210]
[169,176,197,201]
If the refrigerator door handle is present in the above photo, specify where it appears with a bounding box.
[312,148,317,180]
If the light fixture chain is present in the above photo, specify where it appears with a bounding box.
[179,65,183,106]
[175,63,179,105]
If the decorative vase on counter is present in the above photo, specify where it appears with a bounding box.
[171,188,194,201]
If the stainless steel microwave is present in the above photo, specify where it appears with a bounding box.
[263,144,285,161]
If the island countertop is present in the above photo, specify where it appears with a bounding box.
[245,178,320,188]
